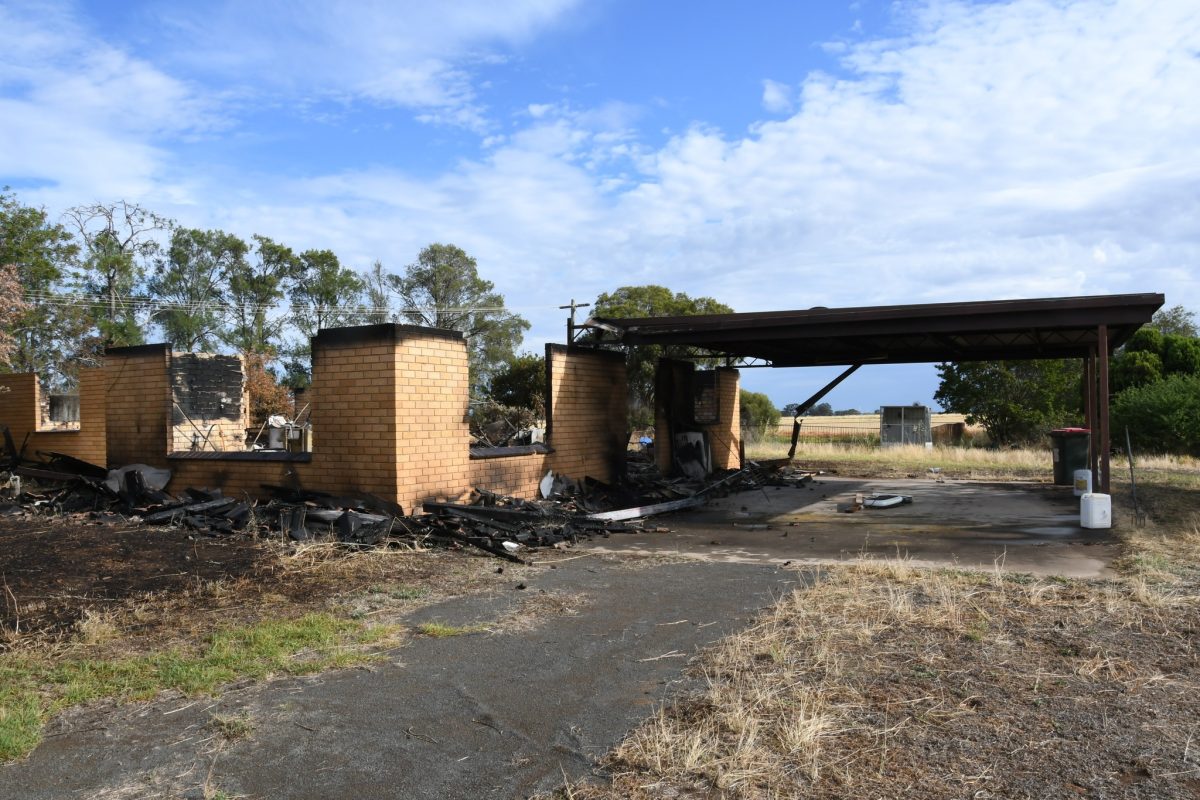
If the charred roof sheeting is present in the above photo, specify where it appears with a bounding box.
[586,294,1164,366]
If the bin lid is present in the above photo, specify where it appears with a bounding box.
[1049,427,1090,434]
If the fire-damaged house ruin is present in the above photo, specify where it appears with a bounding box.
[0,292,1164,511]
[0,323,742,511]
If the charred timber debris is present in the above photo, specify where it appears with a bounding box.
[0,438,801,564]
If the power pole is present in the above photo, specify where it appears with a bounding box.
[559,298,591,342]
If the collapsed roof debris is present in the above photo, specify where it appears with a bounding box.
[0,444,793,565]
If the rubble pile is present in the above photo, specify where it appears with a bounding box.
[1,441,790,564]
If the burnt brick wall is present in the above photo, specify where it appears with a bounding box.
[546,345,628,485]
[653,362,741,475]
[0,373,37,439]
[394,330,472,511]
[0,370,107,465]
[705,368,741,470]
[105,344,172,468]
[467,452,547,500]
[170,353,246,452]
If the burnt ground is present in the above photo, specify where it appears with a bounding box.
[0,509,518,653]
[0,511,272,640]
[1,470,1197,799]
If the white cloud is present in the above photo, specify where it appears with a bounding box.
[4,0,1199,383]
[158,0,1200,343]
[761,79,794,114]
[151,0,582,130]
[0,1,217,203]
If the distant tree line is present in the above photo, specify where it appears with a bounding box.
[934,306,1200,454]
[0,188,529,411]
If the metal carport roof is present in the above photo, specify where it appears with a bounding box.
[583,293,1164,366]
[581,292,1165,494]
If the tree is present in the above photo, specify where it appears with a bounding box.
[487,353,546,416]
[934,359,1080,445]
[361,259,394,324]
[1113,373,1200,456]
[149,228,248,352]
[289,249,364,338]
[0,263,29,367]
[1111,349,1163,394]
[223,235,298,355]
[64,200,171,349]
[0,189,86,384]
[285,249,365,385]
[804,402,834,417]
[739,390,779,441]
[1161,335,1200,376]
[243,351,294,428]
[591,285,733,425]
[390,243,529,395]
[1124,326,1163,355]
[1111,326,1200,393]
[1149,305,1197,338]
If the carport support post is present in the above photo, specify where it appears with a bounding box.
[1084,348,1097,482]
[1098,325,1111,494]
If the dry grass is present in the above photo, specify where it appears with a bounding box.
[772,413,970,435]
[563,453,1200,799]
[209,713,255,742]
[570,559,1200,798]
[490,590,587,634]
[747,441,1054,480]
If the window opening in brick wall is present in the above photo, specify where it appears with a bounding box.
[691,370,719,425]
[39,393,81,431]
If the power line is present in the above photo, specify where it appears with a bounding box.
[20,291,522,316]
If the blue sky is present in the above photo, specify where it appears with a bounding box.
[2,0,1198,411]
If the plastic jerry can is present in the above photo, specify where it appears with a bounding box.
[1080,493,1111,529]
[1073,469,1092,497]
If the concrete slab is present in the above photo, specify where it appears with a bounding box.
[583,478,1118,578]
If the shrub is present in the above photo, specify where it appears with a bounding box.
[740,390,780,442]
[1112,373,1200,456]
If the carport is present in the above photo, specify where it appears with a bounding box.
[581,293,1164,493]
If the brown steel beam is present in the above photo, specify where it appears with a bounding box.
[786,364,862,459]
[1098,325,1111,493]
[1084,348,1097,482]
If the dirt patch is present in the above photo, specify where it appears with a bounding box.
[0,510,534,656]
[0,513,270,641]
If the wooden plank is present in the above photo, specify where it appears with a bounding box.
[585,495,704,522]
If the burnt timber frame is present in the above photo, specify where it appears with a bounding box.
[584,293,1164,494]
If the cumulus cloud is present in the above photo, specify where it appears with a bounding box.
[4,0,1199,377]
[160,0,1200,339]
[761,79,794,113]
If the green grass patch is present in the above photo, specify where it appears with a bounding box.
[415,622,487,638]
[210,712,255,741]
[0,613,396,763]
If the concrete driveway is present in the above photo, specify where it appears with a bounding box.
[583,477,1117,578]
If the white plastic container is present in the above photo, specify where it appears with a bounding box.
[1080,493,1111,529]
[1073,469,1092,497]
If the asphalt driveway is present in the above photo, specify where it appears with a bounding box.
[0,558,804,799]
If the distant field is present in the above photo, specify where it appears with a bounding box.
[772,412,977,443]
[774,412,967,432]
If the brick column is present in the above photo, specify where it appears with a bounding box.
[104,344,172,468]
[307,324,470,512]
[546,345,628,484]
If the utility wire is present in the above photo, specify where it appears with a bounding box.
[20,291,521,316]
